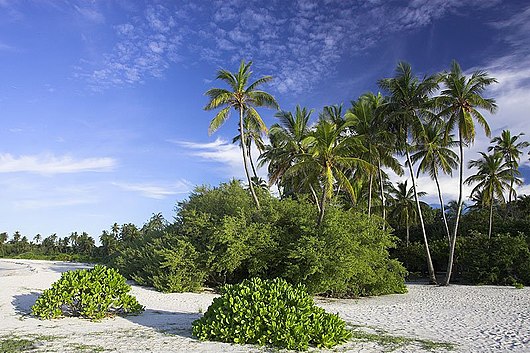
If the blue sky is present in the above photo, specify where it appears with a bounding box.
[1,0,530,240]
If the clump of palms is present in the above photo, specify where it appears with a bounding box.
[465,151,516,238]
[205,60,279,209]
[488,130,529,203]
[388,181,427,247]
[379,61,440,284]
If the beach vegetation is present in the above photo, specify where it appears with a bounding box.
[192,277,351,350]
[31,265,144,320]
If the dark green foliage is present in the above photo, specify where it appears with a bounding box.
[175,181,407,296]
[111,181,405,296]
[458,232,530,285]
[192,278,351,350]
[112,217,206,293]
[394,233,530,285]
[31,265,144,320]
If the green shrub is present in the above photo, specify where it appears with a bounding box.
[192,278,351,350]
[112,227,206,293]
[31,265,144,320]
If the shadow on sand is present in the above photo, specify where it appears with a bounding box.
[125,309,201,338]
[12,292,41,316]
[47,262,92,274]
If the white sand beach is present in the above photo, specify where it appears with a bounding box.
[0,259,529,352]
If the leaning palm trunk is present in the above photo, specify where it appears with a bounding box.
[406,148,437,284]
[377,159,386,229]
[247,143,259,180]
[433,167,451,246]
[308,183,321,213]
[239,109,260,209]
[444,140,464,286]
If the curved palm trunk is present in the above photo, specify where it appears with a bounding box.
[239,109,260,209]
[247,142,259,179]
[377,159,386,230]
[433,167,451,246]
[406,148,437,284]
[444,139,464,286]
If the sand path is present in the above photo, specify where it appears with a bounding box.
[0,259,528,352]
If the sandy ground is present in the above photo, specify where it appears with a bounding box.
[0,259,529,352]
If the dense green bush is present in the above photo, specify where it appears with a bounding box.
[113,181,406,297]
[31,265,144,320]
[112,218,206,293]
[458,232,530,285]
[192,277,351,350]
[394,232,530,285]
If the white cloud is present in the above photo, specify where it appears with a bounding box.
[113,180,193,199]
[0,154,116,174]
[171,137,269,181]
[14,197,96,210]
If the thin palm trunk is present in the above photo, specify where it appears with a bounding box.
[406,147,437,284]
[247,143,259,179]
[308,183,321,213]
[239,109,260,209]
[444,139,464,286]
[377,159,386,229]
[368,174,373,216]
[488,188,494,239]
[406,212,410,247]
[318,184,327,226]
[433,166,451,245]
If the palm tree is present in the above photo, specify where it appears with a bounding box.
[259,106,318,204]
[411,121,458,244]
[438,60,497,285]
[291,118,371,225]
[379,61,440,284]
[388,181,427,247]
[488,130,529,203]
[205,60,279,209]
[465,152,515,238]
[346,92,403,219]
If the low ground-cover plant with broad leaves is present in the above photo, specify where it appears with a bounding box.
[192,277,352,350]
[31,265,144,320]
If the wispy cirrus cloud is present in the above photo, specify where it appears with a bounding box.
[0,154,116,174]
[113,180,193,199]
[78,4,183,90]
[77,0,502,94]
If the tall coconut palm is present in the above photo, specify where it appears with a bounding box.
[411,121,458,244]
[438,60,497,285]
[205,60,279,209]
[465,152,515,238]
[379,61,440,284]
[388,181,427,247]
[488,130,529,203]
[291,118,371,225]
